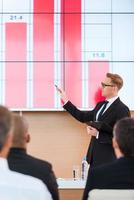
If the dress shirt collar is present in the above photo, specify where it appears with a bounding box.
[0,157,9,170]
[106,95,119,104]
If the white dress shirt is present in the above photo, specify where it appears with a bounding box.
[96,96,119,121]
[96,96,119,139]
[0,158,52,200]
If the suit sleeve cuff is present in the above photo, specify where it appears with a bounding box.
[96,131,99,139]
[63,100,69,106]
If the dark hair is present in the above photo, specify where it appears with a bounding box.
[0,105,12,150]
[114,117,134,156]
[106,73,123,90]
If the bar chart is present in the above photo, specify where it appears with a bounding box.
[0,0,134,110]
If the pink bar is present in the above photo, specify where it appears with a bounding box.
[5,23,27,108]
[61,0,82,107]
[33,0,54,108]
[64,63,82,106]
[88,61,109,108]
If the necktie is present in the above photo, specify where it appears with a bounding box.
[98,101,109,120]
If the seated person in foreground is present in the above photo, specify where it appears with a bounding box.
[83,117,134,200]
[0,105,52,200]
[8,114,59,200]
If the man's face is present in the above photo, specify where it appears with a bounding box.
[101,77,117,98]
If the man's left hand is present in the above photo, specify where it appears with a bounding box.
[87,126,98,137]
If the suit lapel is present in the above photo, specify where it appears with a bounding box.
[99,97,120,120]
[94,101,106,121]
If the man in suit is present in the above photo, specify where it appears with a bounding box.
[83,117,134,200]
[56,73,130,167]
[0,105,52,200]
[8,114,59,200]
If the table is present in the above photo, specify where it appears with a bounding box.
[57,179,86,200]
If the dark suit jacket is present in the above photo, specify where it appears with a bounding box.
[83,156,134,200]
[8,148,59,200]
[64,98,130,167]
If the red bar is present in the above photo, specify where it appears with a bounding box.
[61,0,82,107]
[88,61,109,108]
[33,0,54,108]
[5,23,27,108]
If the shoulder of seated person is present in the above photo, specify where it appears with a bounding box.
[27,154,52,169]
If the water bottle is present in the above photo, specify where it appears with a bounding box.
[81,156,89,181]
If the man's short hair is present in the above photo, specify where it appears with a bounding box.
[113,117,134,156]
[106,73,123,90]
[12,114,29,147]
[0,105,12,150]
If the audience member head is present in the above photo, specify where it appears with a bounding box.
[12,114,30,149]
[0,105,12,157]
[113,117,134,158]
